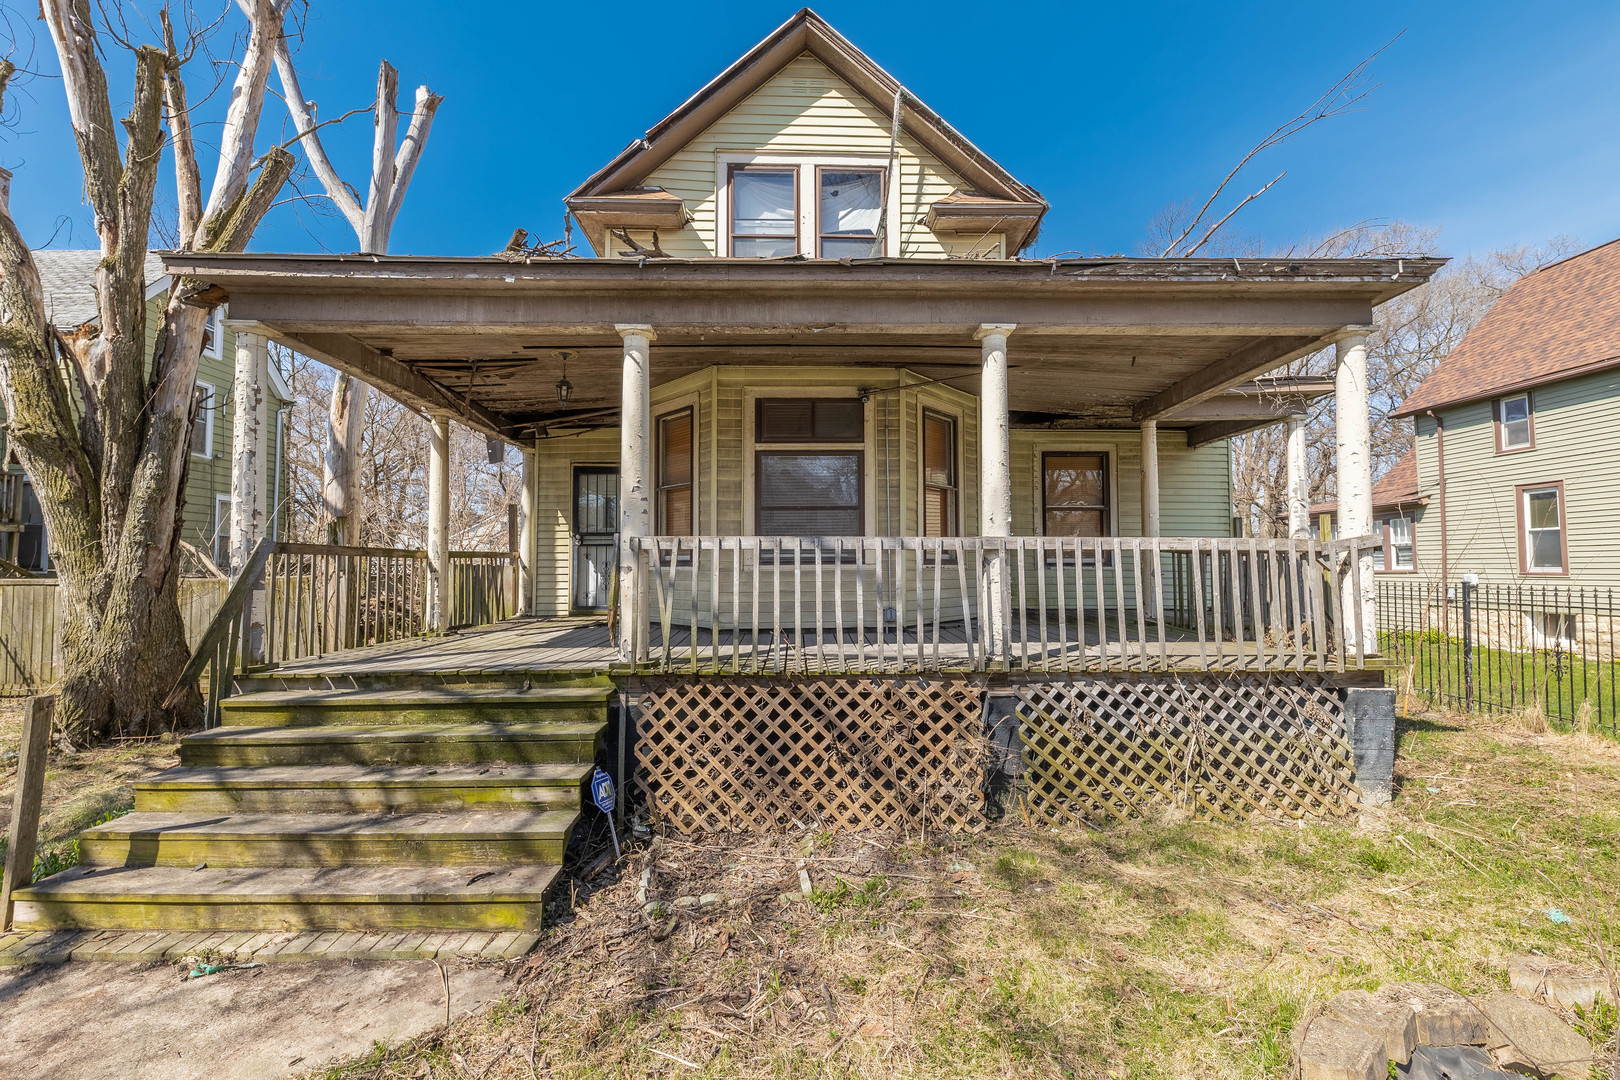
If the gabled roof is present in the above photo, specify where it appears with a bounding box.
[567,8,1046,247]
[1395,237,1620,416]
[33,249,164,327]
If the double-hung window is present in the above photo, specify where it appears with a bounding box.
[1497,393,1533,451]
[921,411,958,537]
[816,168,883,258]
[1519,483,1566,574]
[1042,453,1109,538]
[754,399,864,538]
[656,409,693,536]
[1373,514,1415,572]
[190,383,215,458]
[729,167,798,257]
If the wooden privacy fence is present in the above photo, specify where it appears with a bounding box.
[628,535,1379,676]
[632,676,990,833]
[1016,676,1359,824]
[265,543,517,665]
[0,578,227,694]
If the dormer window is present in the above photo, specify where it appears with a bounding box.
[729,166,799,257]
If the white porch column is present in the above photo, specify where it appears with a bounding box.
[617,324,655,664]
[427,411,452,634]
[1334,330,1376,653]
[227,327,270,575]
[228,326,270,660]
[519,441,538,617]
[1286,416,1311,539]
[976,323,1015,661]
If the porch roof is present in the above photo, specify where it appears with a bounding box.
[165,252,1442,444]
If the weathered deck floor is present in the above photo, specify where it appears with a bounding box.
[263,616,1376,677]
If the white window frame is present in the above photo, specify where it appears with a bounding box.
[1520,484,1566,575]
[715,153,901,259]
[202,307,225,359]
[192,381,216,459]
[213,493,233,568]
[1497,392,1533,451]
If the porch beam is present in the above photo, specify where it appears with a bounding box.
[427,412,451,634]
[1132,333,1341,423]
[618,324,655,664]
[1335,330,1376,652]
[259,327,512,442]
[1185,413,1306,448]
[1286,416,1310,539]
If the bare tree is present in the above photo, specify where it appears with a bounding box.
[0,1,297,744]
[270,36,442,544]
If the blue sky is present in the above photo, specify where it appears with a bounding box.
[7,1,1620,262]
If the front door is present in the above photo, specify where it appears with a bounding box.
[572,467,618,613]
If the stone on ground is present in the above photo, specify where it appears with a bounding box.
[1325,987,1418,1064]
[1294,1015,1387,1080]
[1396,1043,1517,1080]
[1474,990,1594,1079]
[1508,955,1613,1012]
[1379,982,1491,1046]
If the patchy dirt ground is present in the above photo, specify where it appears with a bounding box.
[314,712,1620,1080]
[0,957,514,1080]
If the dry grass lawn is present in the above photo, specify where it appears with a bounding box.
[313,710,1620,1080]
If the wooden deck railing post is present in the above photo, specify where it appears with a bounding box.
[1,694,53,930]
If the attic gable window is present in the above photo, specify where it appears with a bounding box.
[818,168,882,257]
[729,166,798,257]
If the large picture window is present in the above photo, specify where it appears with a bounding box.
[817,167,883,258]
[922,410,958,537]
[1041,452,1109,537]
[754,397,864,537]
[1519,483,1566,574]
[656,409,693,535]
[729,167,798,257]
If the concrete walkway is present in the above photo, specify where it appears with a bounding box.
[0,957,512,1079]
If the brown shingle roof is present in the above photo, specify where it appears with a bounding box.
[1310,447,1423,515]
[1395,237,1620,416]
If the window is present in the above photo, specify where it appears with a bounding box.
[755,399,864,443]
[1373,514,1415,572]
[190,382,215,458]
[729,167,798,257]
[213,494,232,570]
[1041,452,1109,538]
[656,409,693,535]
[1519,483,1566,574]
[817,167,883,258]
[922,410,958,537]
[754,397,864,537]
[202,307,224,358]
[1497,393,1533,451]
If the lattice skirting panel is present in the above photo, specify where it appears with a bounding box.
[632,677,989,833]
[1015,676,1358,825]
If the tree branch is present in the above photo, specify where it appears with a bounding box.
[1181,172,1284,258]
[42,0,122,251]
[384,82,442,237]
[159,8,203,243]
[269,26,364,233]
[360,60,398,252]
[201,0,285,241]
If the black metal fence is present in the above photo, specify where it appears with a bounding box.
[1377,579,1619,735]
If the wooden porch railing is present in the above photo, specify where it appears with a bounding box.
[628,535,1379,675]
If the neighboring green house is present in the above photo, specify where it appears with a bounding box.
[1322,238,1620,588]
[1,250,292,572]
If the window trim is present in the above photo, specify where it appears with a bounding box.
[919,407,960,538]
[1494,392,1535,453]
[814,164,886,260]
[726,164,800,258]
[1516,481,1568,576]
[213,493,233,569]
[202,307,225,359]
[191,381,216,459]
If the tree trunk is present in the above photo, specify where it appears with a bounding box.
[324,373,370,544]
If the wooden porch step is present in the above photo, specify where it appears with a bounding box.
[218,685,614,727]
[77,810,580,868]
[134,763,591,813]
[11,864,561,932]
[181,721,604,767]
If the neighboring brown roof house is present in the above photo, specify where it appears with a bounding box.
[1394,237,1620,416]
[1311,447,1423,515]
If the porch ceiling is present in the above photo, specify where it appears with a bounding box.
[166,253,1443,442]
